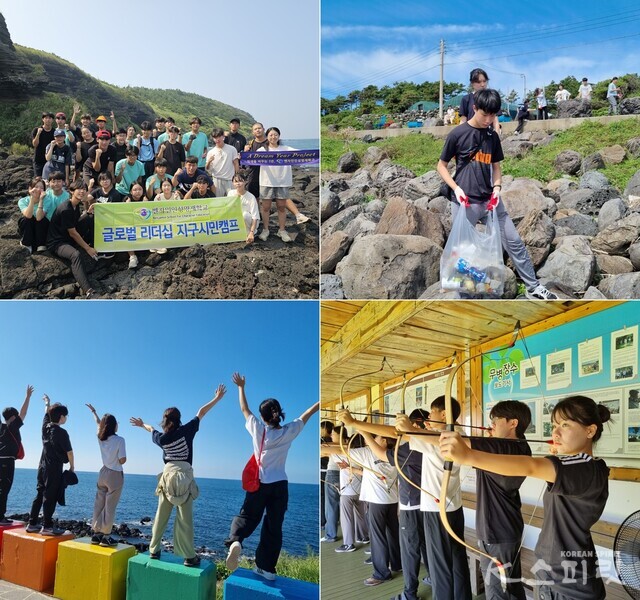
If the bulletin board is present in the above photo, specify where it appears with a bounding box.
[481,303,640,458]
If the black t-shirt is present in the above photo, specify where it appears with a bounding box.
[225,131,247,154]
[386,442,422,507]
[0,416,23,458]
[32,127,56,165]
[161,141,186,175]
[91,187,122,203]
[440,122,504,203]
[84,145,116,177]
[152,417,200,465]
[534,453,609,599]
[76,141,94,172]
[176,169,212,196]
[47,199,80,250]
[470,437,531,543]
[459,93,475,121]
[41,413,72,465]
[245,139,268,190]
[111,141,128,164]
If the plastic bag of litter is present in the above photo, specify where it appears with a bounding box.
[440,206,505,298]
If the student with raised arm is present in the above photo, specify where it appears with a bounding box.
[86,403,126,547]
[225,373,318,581]
[130,384,226,567]
[27,394,73,536]
[0,385,33,524]
[439,395,611,600]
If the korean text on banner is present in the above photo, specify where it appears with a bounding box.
[239,149,319,167]
[93,197,246,252]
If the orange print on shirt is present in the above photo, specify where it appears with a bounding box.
[473,151,492,164]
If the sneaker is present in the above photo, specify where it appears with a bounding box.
[526,284,558,300]
[258,229,270,241]
[226,541,242,572]
[36,246,47,252]
[86,289,98,299]
[97,252,115,260]
[40,526,64,536]
[295,213,310,224]
[320,536,337,543]
[276,230,292,243]
[363,576,387,586]
[149,550,161,559]
[90,533,103,545]
[128,255,138,269]
[25,523,40,533]
[19,241,32,254]
[183,555,201,567]
[156,248,167,255]
[364,557,372,565]
[148,248,157,253]
[0,518,13,525]
[253,566,276,581]
[356,538,370,544]
[364,548,372,555]
[422,575,432,586]
[100,536,118,547]
[335,544,357,553]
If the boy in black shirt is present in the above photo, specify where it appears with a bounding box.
[437,89,558,301]
[0,385,33,524]
[26,394,73,536]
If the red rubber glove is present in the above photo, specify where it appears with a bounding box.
[486,192,500,211]
[454,186,469,207]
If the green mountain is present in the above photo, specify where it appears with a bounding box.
[0,13,254,146]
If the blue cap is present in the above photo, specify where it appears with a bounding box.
[54,128,66,137]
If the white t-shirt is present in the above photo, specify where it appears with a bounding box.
[555,89,570,102]
[227,190,260,223]
[348,446,398,504]
[258,145,295,188]
[205,144,238,180]
[335,453,362,496]
[98,433,126,472]
[246,414,304,484]
[408,436,462,512]
[578,84,592,99]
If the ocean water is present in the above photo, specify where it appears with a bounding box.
[283,139,319,150]
[8,469,318,559]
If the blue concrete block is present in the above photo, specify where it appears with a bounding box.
[223,568,318,600]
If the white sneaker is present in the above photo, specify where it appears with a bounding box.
[128,255,138,269]
[148,249,157,253]
[525,284,558,300]
[253,566,276,581]
[226,541,242,572]
[276,230,292,243]
[156,248,167,255]
[296,213,310,224]
[258,229,270,241]
[36,246,47,252]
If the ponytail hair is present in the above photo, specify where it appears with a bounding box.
[98,414,118,441]
[259,398,285,427]
[161,407,181,433]
[552,395,612,442]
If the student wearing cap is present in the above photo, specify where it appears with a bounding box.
[83,131,116,189]
[95,115,109,134]
[182,117,208,169]
[224,118,247,154]
[43,129,73,185]
[32,112,56,177]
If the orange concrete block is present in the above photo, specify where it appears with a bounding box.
[0,521,25,546]
[0,527,74,592]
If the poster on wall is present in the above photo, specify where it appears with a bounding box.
[426,374,449,405]
[578,337,603,377]
[590,388,624,454]
[415,385,423,408]
[546,348,572,390]
[625,385,640,455]
[520,356,541,389]
[611,326,638,382]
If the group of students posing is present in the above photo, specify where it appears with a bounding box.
[0,378,318,581]
[322,393,612,600]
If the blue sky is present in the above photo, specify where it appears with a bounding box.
[1,301,319,484]
[0,0,319,139]
[322,0,640,101]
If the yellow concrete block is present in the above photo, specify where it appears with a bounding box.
[54,537,137,600]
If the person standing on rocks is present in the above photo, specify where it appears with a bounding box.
[130,383,227,567]
[436,88,558,300]
[85,404,126,547]
[31,112,56,177]
[205,128,240,197]
[534,88,549,120]
[554,84,570,104]
[607,77,622,115]
[578,78,593,101]
[0,385,33,525]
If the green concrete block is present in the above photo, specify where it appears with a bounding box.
[126,552,216,600]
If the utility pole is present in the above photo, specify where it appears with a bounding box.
[439,39,445,119]
[521,74,527,101]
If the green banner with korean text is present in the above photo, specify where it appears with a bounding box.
[93,197,246,251]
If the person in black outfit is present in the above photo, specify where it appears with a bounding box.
[225,118,247,154]
[32,112,56,177]
[0,385,33,524]
[26,394,74,536]
[514,99,530,134]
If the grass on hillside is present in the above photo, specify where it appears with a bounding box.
[322,119,640,190]
[214,550,318,600]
